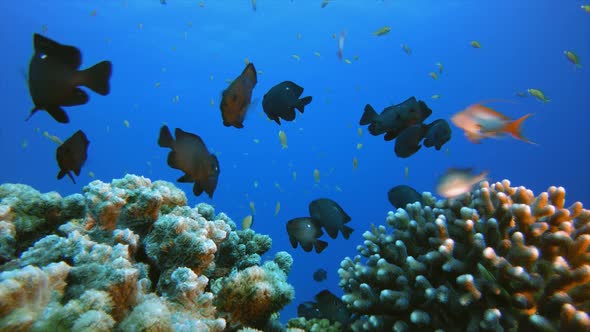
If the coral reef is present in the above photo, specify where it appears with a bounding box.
[339,180,590,331]
[0,174,294,331]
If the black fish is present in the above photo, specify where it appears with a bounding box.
[158,125,220,198]
[394,123,427,158]
[297,301,322,320]
[56,130,89,184]
[423,119,452,150]
[359,96,432,141]
[27,33,112,123]
[220,63,257,128]
[262,81,312,125]
[313,268,327,282]
[387,185,423,209]
[314,290,351,326]
[286,217,328,253]
[309,198,353,239]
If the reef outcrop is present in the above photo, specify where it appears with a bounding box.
[0,174,294,331]
[338,180,590,331]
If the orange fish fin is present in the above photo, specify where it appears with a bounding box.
[504,113,535,144]
[466,132,482,144]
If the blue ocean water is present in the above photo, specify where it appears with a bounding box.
[1,0,589,323]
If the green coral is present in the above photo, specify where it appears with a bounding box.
[287,317,343,332]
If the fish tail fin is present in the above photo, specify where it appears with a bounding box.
[315,240,328,253]
[360,104,377,125]
[296,96,313,113]
[341,225,354,239]
[158,125,174,148]
[25,108,39,121]
[81,61,112,96]
[58,170,76,184]
[504,113,535,144]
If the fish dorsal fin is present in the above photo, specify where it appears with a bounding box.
[34,34,82,69]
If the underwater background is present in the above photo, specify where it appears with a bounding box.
[1,0,589,325]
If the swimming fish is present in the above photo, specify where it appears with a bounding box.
[158,125,220,198]
[313,169,320,183]
[26,33,112,123]
[564,50,581,67]
[527,88,550,103]
[394,124,427,158]
[451,102,534,144]
[581,5,590,12]
[313,290,351,326]
[56,130,89,184]
[262,81,313,125]
[242,215,254,229]
[401,44,412,55]
[429,72,438,80]
[313,268,327,282]
[220,63,257,128]
[436,168,488,198]
[286,217,328,253]
[373,26,391,36]
[309,198,353,239]
[470,40,481,48]
[388,185,422,209]
[435,62,443,74]
[278,130,288,149]
[321,0,330,8]
[360,96,432,141]
[274,201,281,216]
[352,156,358,170]
[423,119,452,151]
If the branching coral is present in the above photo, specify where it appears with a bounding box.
[339,180,590,331]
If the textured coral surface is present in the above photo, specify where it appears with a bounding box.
[0,175,294,331]
[339,180,590,332]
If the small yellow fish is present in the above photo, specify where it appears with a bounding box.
[470,40,481,48]
[357,128,363,136]
[401,44,412,55]
[274,201,281,216]
[527,88,550,103]
[279,130,288,149]
[292,171,297,181]
[21,139,28,149]
[435,62,443,74]
[154,82,161,88]
[431,94,441,100]
[244,57,250,65]
[254,180,259,188]
[292,54,301,61]
[581,5,590,12]
[242,215,254,229]
[314,52,321,57]
[331,33,337,39]
[296,33,302,40]
[344,59,352,64]
[209,75,214,81]
[43,131,62,145]
[257,70,263,75]
[251,0,256,11]
[249,201,256,215]
[334,186,342,192]
[404,166,409,178]
[321,0,330,8]
[373,26,391,36]
[253,138,260,143]
[210,98,215,106]
[89,171,95,178]
[275,182,283,191]
[313,169,320,183]
[199,1,205,7]
[356,143,363,150]
[123,120,130,128]
[353,157,358,170]
[564,50,581,67]
[353,55,359,61]
[173,95,180,103]
[429,72,438,80]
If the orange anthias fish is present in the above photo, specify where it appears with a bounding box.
[451,102,534,144]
